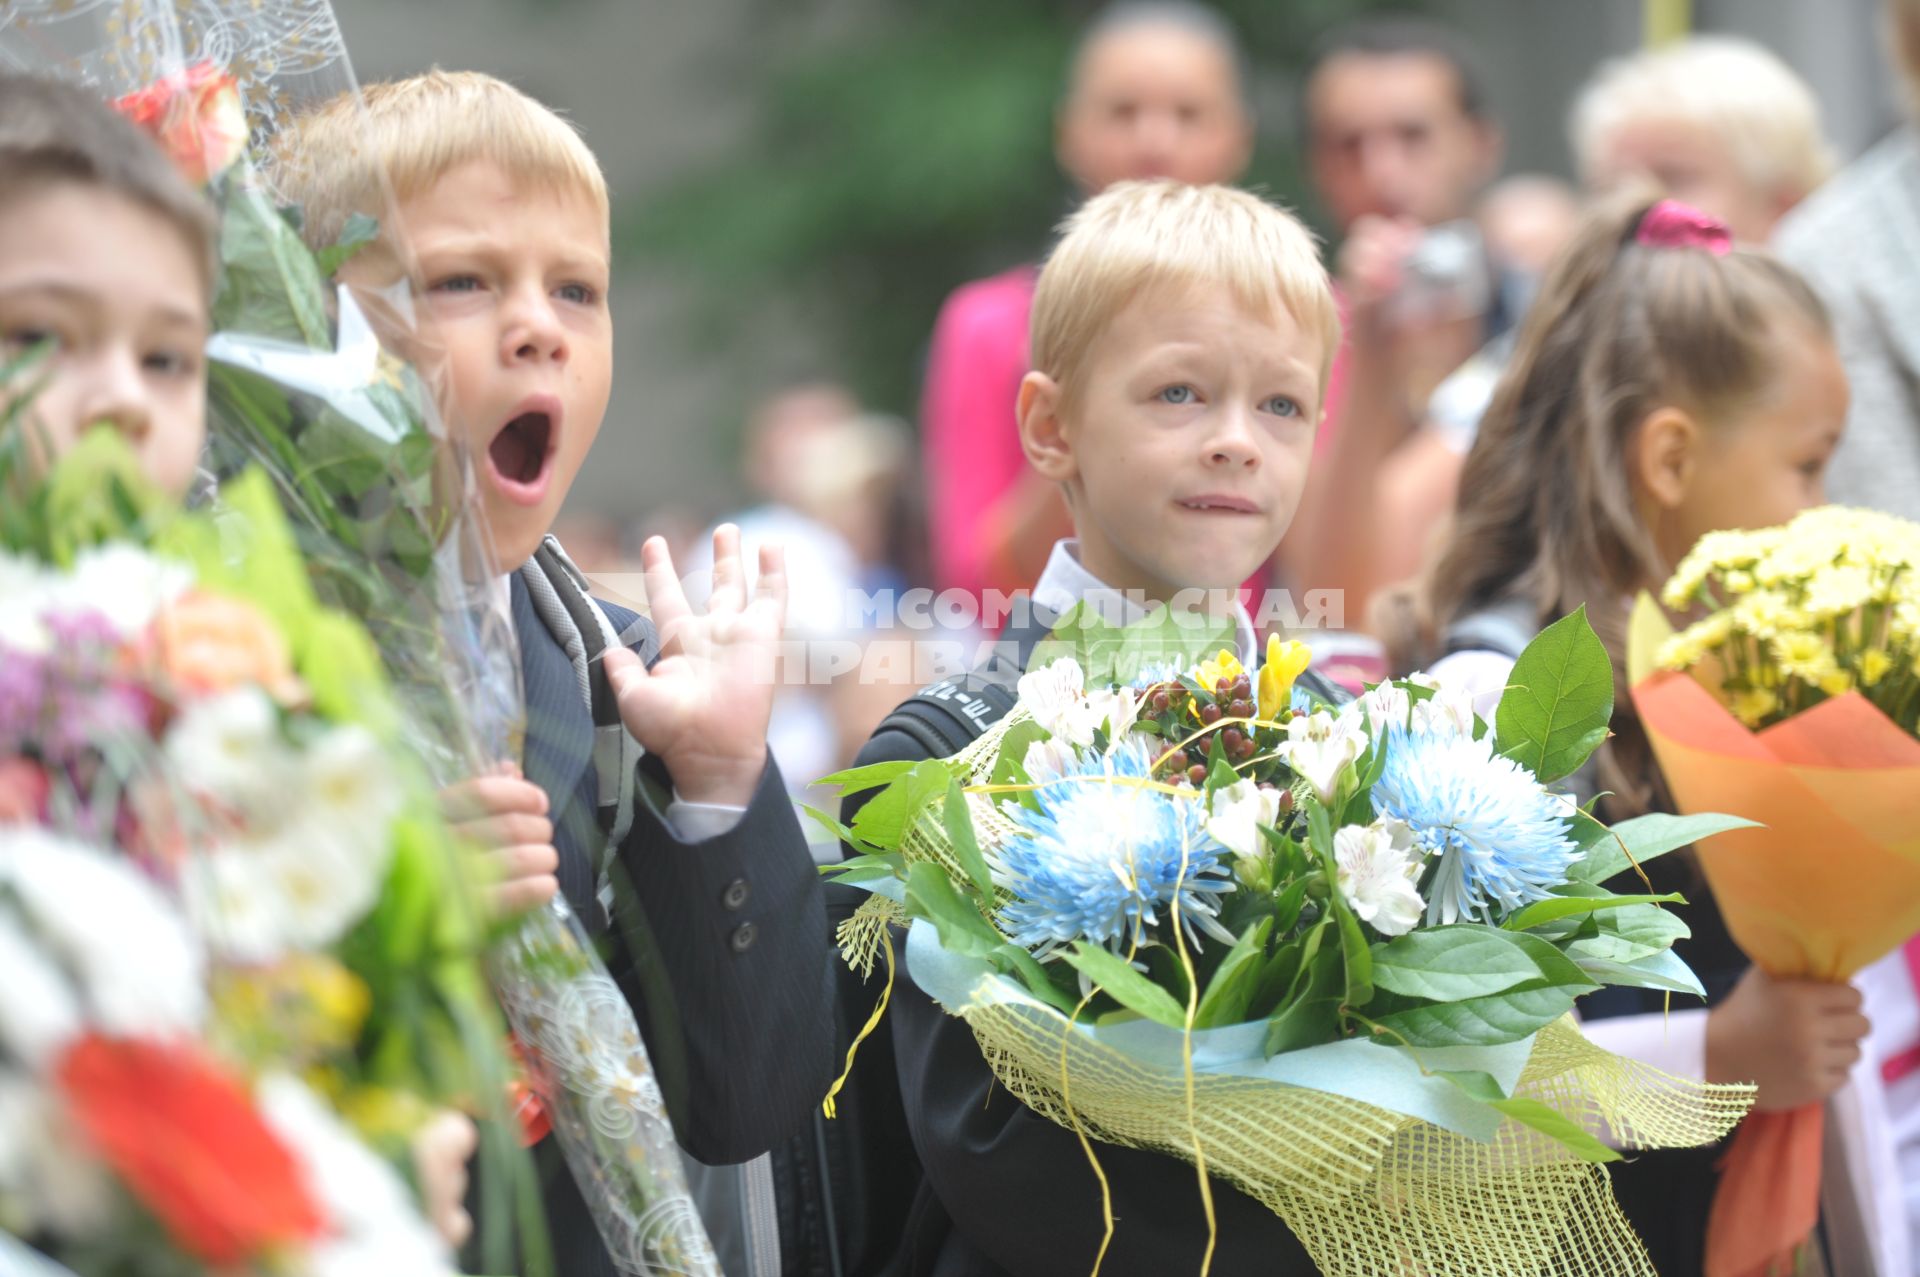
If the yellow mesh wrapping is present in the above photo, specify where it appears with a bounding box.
[840,712,1756,1274]
[960,1007,1750,1275]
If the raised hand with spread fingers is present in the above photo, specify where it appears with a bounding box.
[601,523,788,808]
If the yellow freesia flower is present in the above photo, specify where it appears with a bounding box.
[1195,648,1244,691]
[1257,635,1312,719]
[1818,668,1855,698]
[1861,649,1893,687]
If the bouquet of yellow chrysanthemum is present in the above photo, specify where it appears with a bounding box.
[1629,505,1920,1277]
[1653,506,1920,732]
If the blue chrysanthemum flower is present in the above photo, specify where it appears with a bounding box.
[994,740,1235,955]
[1125,660,1184,691]
[1370,723,1580,925]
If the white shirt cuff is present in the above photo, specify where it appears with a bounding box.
[663,793,748,841]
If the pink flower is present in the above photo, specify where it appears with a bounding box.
[0,757,49,824]
[113,63,249,186]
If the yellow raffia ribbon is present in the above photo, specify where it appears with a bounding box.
[821,928,896,1120]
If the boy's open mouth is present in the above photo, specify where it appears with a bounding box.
[484,397,560,506]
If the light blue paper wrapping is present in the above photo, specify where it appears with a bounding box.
[904,920,1533,1143]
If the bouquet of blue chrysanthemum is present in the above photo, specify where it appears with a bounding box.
[821,606,1759,1277]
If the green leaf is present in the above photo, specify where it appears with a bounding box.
[1494,606,1614,784]
[988,719,1048,811]
[902,864,1075,1014]
[1062,942,1189,1028]
[943,780,997,903]
[1502,890,1686,933]
[1490,1097,1621,1163]
[1269,874,1312,936]
[1264,942,1344,1055]
[1565,904,1690,965]
[819,852,904,887]
[800,804,885,857]
[1501,929,1602,991]
[1571,812,1762,886]
[1371,981,1581,1048]
[816,759,921,797]
[1304,798,1334,864]
[1194,918,1272,1029]
[313,211,380,278]
[1332,896,1373,1009]
[849,759,952,849]
[1434,1068,1509,1103]
[1573,948,1706,998]
[1371,926,1550,1002]
[1029,602,1233,687]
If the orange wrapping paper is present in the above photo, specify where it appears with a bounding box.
[1629,595,1920,1277]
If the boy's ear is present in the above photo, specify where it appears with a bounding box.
[1018,371,1077,484]
[1631,405,1699,510]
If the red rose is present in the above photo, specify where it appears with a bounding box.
[113,62,248,185]
[56,1035,326,1264]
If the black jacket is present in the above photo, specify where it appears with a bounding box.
[511,575,835,1277]
[842,610,1325,1277]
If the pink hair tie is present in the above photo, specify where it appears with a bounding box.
[1634,199,1733,255]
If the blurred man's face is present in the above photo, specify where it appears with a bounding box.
[1056,24,1253,195]
[1307,52,1499,231]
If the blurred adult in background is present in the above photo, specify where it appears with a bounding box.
[1774,0,1920,520]
[921,0,1252,602]
[1358,33,1834,639]
[1277,15,1503,684]
[1576,35,1833,247]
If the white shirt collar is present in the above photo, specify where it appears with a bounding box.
[493,572,515,638]
[1030,539,1258,665]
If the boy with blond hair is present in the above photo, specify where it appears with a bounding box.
[842,179,1341,1274]
[273,70,831,1276]
[1573,35,1832,246]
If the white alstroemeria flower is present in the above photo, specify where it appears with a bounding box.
[0,829,204,1040]
[1272,710,1368,803]
[1022,735,1081,786]
[255,1074,458,1277]
[1334,818,1425,936]
[1206,779,1283,867]
[1408,672,1477,738]
[1344,683,1410,736]
[163,686,293,816]
[1017,658,1088,743]
[1079,686,1141,749]
[47,544,191,637]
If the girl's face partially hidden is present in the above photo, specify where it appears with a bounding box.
[0,181,209,498]
[1643,330,1850,574]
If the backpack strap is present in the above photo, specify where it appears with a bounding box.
[875,671,1019,757]
[520,537,640,892]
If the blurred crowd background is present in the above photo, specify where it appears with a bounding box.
[331,0,1908,841]
[333,0,1898,535]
